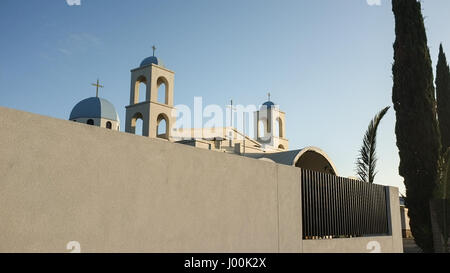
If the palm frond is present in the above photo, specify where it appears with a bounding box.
[356,106,390,183]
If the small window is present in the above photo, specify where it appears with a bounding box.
[87,119,94,125]
[106,121,112,129]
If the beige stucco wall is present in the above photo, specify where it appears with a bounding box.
[0,107,402,253]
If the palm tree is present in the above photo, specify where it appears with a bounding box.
[356,106,390,183]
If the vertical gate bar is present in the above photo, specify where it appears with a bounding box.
[358,181,361,236]
[348,178,352,236]
[316,171,320,238]
[331,175,339,236]
[325,173,328,238]
[354,180,358,236]
[377,186,382,234]
[356,180,360,236]
[338,177,342,237]
[342,178,346,237]
[356,180,359,236]
[311,172,320,236]
[361,181,365,236]
[322,173,326,238]
[368,183,372,235]
[358,180,362,236]
[315,172,323,237]
[327,173,332,237]
[305,169,308,238]
[343,177,349,237]
[355,180,359,236]
[306,170,310,238]
[368,183,371,235]
[380,186,384,234]
[337,176,342,237]
[351,179,355,237]
[305,170,310,238]
[320,172,324,238]
[318,172,323,238]
[358,181,367,235]
[309,170,313,237]
[364,182,368,235]
[301,169,305,238]
[327,173,331,237]
[314,170,318,237]
[371,184,375,235]
[305,169,309,238]
[337,177,348,235]
[383,186,389,234]
[372,187,378,234]
[301,170,304,238]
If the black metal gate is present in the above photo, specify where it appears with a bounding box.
[301,169,390,239]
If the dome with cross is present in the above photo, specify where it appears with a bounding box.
[140,45,164,67]
[69,79,120,130]
[262,92,276,109]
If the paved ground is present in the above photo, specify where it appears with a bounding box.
[403,238,422,253]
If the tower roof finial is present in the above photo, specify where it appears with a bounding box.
[267,92,271,102]
[152,45,156,57]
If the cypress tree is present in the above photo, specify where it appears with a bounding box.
[436,44,450,252]
[436,44,450,151]
[392,0,441,252]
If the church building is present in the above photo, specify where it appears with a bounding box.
[69,49,337,175]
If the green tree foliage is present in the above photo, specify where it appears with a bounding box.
[392,0,441,253]
[435,44,450,251]
[356,107,390,184]
[436,44,450,153]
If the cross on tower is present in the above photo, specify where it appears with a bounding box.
[92,79,104,98]
[267,92,271,101]
[152,45,156,57]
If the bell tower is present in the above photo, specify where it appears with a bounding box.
[254,94,289,150]
[125,47,175,140]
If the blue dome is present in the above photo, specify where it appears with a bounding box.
[70,97,119,121]
[140,56,164,67]
[262,101,275,108]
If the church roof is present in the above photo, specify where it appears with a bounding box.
[140,56,164,68]
[244,146,338,175]
[69,97,119,121]
[245,149,301,165]
[262,101,275,108]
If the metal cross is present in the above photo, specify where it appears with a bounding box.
[152,45,156,56]
[92,79,104,98]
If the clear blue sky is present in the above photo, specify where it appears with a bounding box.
[1,0,450,194]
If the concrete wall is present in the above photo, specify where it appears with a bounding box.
[0,107,402,253]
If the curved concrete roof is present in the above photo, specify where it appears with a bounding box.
[245,146,338,175]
